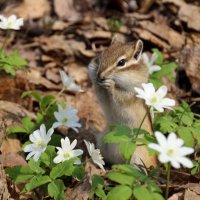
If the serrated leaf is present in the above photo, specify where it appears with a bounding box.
[119,142,136,161]
[40,145,56,168]
[107,185,132,200]
[107,172,135,186]
[112,164,142,178]
[72,165,85,180]
[152,48,164,65]
[5,166,34,183]
[92,175,104,191]
[22,117,35,133]
[50,159,75,180]
[95,185,107,200]
[21,91,42,102]
[7,126,27,134]
[48,179,66,200]
[103,125,131,143]
[133,186,152,200]
[28,159,45,174]
[178,126,194,147]
[40,95,55,112]
[24,175,51,192]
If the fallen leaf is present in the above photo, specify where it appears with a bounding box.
[0,153,27,168]
[168,192,183,200]
[5,0,51,19]
[138,21,185,49]
[53,0,81,22]
[184,189,200,200]
[179,47,200,94]
[163,0,200,31]
[0,164,10,200]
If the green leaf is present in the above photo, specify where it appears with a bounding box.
[119,142,136,161]
[40,145,56,168]
[72,165,85,180]
[152,48,163,65]
[178,126,194,147]
[103,125,132,143]
[28,159,45,174]
[107,172,135,186]
[190,127,200,147]
[107,185,132,200]
[48,179,66,200]
[22,117,35,133]
[112,164,142,178]
[24,175,51,192]
[133,185,152,200]
[21,91,42,102]
[92,175,104,191]
[40,95,55,112]
[5,166,34,183]
[50,159,75,180]
[7,126,27,134]
[6,50,27,67]
[49,134,62,146]
[95,185,107,200]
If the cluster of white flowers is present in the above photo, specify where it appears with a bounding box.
[134,82,194,168]
[0,15,23,30]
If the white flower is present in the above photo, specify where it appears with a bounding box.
[24,124,54,161]
[0,15,23,30]
[53,137,83,164]
[148,132,194,168]
[84,140,105,171]
[53,104,82,132]
[59,70,81,92]
[134,83,175,113]
[142,52,161,74]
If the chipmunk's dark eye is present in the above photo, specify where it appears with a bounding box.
[117,59,126,67]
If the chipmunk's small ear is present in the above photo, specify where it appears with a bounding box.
[111,35,119,44]
[133,39,143,63]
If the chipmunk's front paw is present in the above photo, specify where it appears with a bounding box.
[102,79,115,89]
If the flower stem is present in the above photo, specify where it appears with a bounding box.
[136,111,148,136]
[43,87,65,115]
[165,163,171,200]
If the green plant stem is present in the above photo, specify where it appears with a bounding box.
[43,87,65,115]
[136,111,148,137]
[165,163,171,200]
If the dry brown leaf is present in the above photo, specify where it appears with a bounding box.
[139,21,185,49]
[134,28,170,49]
[46,69,60,84]
[0,153,27,168]
[179,47,200,94]
[65,64,89,84]
[0,164,10,200]
[78,30,112,40]
[1,137,21,154]
[163,0,200,31]
[184,189,200,200]
[186,183,200,195]
[19,69,60,90]
[53,0,81,22]
[5,0,50,19]
[168,192,183,200]
[52,20,70,30]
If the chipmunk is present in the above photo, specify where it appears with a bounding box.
[88,37,157,167]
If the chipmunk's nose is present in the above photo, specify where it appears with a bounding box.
[97,75,105,83]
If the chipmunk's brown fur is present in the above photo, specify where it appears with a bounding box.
[88,37,157,167]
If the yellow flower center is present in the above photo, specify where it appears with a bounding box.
[35,139,46,148]
[151,97,158,103]
[63,151,72,159]
[167,149,174,157]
